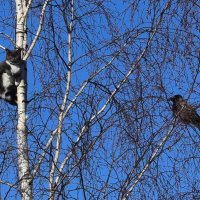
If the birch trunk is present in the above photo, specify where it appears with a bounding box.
[15,0,32,199]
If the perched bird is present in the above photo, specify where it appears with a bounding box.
[169,94,200,129]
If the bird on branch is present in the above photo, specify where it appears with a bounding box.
[169,94,200,130]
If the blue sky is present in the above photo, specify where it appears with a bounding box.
[0,0,200,199]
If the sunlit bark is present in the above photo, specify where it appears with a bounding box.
[15,0,32,199]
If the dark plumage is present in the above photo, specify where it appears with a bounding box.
[169,94,200,129]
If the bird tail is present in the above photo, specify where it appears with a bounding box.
[193,117,200,130]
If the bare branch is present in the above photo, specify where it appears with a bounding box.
[23,0,51,60]
[53,0,172,189]
[122,121,176,199]
[0,180,17,188]
[49,1,74,199]
[0,32,15,46]
[31,36,129,180]
[0,45,5,50]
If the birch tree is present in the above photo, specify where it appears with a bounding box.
[0,0,199,199]
[15,1,30,199]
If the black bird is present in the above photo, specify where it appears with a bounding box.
[169,94,200,129]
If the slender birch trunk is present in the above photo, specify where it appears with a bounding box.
[49,1,74,198]
[15,0,32,199]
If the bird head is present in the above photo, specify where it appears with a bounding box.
[168,94,183,103]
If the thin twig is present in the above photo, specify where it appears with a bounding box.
[0,32,15,46]
[23,0,51,60]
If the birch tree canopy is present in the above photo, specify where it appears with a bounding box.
[0,0,199,199]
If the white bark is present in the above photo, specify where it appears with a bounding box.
[16,0,32,199]
[121,122,176,200]
[32,38,128,182]
[24,0,51,60]
[49,1,74,199]
[52,0,172,192]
